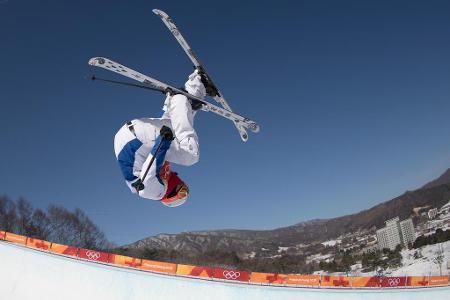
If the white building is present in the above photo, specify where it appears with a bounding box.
[377,217,402,251]
[376,217,415,250]
[439,201,450,215]
[428,208,438,219]
[399,218,415,246]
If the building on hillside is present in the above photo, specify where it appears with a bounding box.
[439,201,450,215]
[428,208,438,219]
[399,218,415,246]
[376,218,402,251]
[376,217,416,250]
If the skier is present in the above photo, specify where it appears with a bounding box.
[113,70,207,207]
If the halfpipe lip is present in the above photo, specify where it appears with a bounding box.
[1,240,448,293]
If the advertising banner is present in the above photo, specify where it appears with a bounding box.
[380,277,410,288]
[50,242,79,257]
[285,274,321,286]
[321,275,351,287]
[110,254,142,268]
[350,276,381,287]
[410,276,430,287]
[213,268,250,282]
[429,276,449,286]
[249,272,287,284]
[78,248,111,263]
[5,232,27,245]
[140,259,177,274]
[176,264,214,278]
[26,238,51,250]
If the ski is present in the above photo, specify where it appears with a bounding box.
[152,9,249,142]
[88,57,260,133]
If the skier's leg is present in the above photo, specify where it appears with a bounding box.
[164,70,206,166]
[164,93,200,166]
[114,123,147,193]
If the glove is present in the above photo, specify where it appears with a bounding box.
[184,70,206,100]
[160,125,174,140]
[131,178,145,192]
[199,72,219,97]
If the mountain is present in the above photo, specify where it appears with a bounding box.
[122,169,450,257]
[422,168,450,189]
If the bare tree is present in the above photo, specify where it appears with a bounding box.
[16,198,33,235]
[0,197,111,250]
[46,205,110,249]
[30,209,51,239]
[0,196,17,232]
[72,208,109,249]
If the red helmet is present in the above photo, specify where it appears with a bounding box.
[159,162,189,207]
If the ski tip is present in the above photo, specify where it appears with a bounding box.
[152,8,168,18]
[88,57,106,66]
[249,123,260,133]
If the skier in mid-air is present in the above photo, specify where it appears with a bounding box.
[113,71,207,207]
[89,10,259,208]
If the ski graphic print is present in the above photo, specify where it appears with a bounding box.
[152,9,249,142]
[88,57,260,133]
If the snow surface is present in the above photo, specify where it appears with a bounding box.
[1,241,449,300]
[278,246,290,253]
[307,253,333,264]
[322,239,341,247]
[340,241,450,277]
[391,241,450,276]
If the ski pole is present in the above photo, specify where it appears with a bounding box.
[141,137,165,183]
[89,75,162,93]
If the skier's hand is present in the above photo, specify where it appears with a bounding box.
[199,72,219,97]
[131,178,145,192]
[160,125,174,140]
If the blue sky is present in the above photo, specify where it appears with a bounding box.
[1,0,450,245]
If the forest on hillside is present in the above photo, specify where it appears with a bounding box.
[0,196,111,249]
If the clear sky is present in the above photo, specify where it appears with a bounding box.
[1,0,450,245]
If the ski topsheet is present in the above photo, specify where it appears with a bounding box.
[152,9,249,142]
[88,57,260,133]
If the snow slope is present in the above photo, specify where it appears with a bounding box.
[0,241,449,300]
[391,241,450,276]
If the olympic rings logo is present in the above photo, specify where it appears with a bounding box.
[388,278,401,286]
[223,270,241,280]
[86,250,101,261]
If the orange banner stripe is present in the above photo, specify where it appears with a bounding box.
[50,242,79,257]
[350,276,381,287]
[410,276,429,287]
[26,238,51,250]
[321,275,351,287]
[5,232,27,245]
[176,264,214,278]
[250,272,287,284]
[109,254,142,268]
